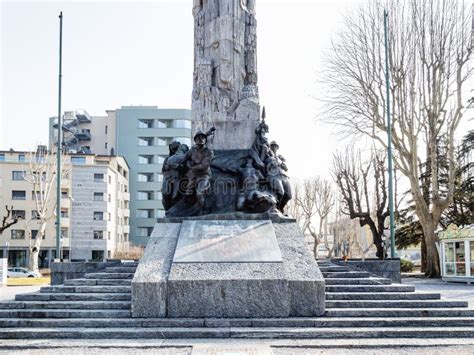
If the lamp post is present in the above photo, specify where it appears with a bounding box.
[55,11,63,261]
[384,10,396,258]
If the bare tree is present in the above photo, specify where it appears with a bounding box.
[290,177,334,259]
[321,0,472,276]
[0,205,21,236]
[332,147,390,259]
[23,148,70,272]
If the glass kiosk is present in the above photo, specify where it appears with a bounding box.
[438,224,474,284]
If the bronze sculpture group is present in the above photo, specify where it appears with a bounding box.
[162,113,292,217]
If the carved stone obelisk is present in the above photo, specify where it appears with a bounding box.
[191,0,260,150]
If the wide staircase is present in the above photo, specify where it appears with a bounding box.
[0,260,473,339]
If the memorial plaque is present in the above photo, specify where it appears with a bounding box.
[173,220,282,263]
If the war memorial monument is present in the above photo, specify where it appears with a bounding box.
[131,0,325,318]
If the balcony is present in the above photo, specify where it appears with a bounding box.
[123,209,130,218]
[75,129,91,141]
[123,225,130,234]
[75,109,92,123]
[123,192,130,201]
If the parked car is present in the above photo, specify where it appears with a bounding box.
[7,267,42,278]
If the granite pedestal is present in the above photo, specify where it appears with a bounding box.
[131,218,325,318]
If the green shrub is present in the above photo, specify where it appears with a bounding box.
[400,258,414,273]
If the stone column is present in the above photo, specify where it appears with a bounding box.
[191,0,260,150]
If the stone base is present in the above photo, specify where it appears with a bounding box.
[132,218,325,318]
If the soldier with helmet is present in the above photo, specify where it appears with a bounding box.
[183,127,216,207]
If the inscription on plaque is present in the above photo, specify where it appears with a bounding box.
[173,220,282,263]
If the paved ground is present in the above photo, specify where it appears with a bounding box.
[1,279,473,353]
[0,285,41,301]
[2,339,474,354]
[402,277,474,308]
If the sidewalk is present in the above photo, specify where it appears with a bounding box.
[402,277,474,308]
[0,285,42,301]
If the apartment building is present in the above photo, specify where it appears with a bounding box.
[49,106,191,246]
[0,150,130,267]
[49,109,116,155]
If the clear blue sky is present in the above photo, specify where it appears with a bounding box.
[1,0,361,179]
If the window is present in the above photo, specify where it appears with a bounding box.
[136,209,154,219]
[108,175,112,184]
[60,209,68,218]
[61,228,68,238]
[108,213,111,221]
[108,194,111,202]
[32,191,42,200]
[138,137,154,146]
[105,142,108,149]
[137,173,154,182]
[31,230,38,239]
[93,231,104,240]
[108,231,111,240]
[11,229,25,240]
[0,154,4,161]
[12,190,26,200]
[156,155,166,164]
[12,171,24,180]
[18,154,25,162]
[91,250,104,261]
[12,210,25,219]
[157,173,163,182]
[137,227,154,237]
[137,191,153,200]
[93,211,104,221]
[156,120,171,128]
[94,173,104,182]
[138,119,154,128]
[138,155,153,164]
[174,120,191,129]
[71,156,86,165]
[61,190,69,199]
[31,211,40,220]
[175,137,192,147]
[94,192,104,201]
[156,209,165,218]
[105,125,108,134]
[156,138,171,146]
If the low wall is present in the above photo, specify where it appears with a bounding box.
[50,260,123,285]
[332,258,401,283]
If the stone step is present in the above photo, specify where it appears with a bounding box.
[0,301,131,310]
[0,309,131,319]
[324,278,391,285]
[105,267,137,273]
[2,326,474,339]
[64,278,132,286]
[325,292,441,300]
[15,292,131,302]
[85,273,134,279]
[319,266,351,272]
[40,285,131,294]
[326,300,469,309]
[322,271,370,278]
[1,317,474,328]
[325,308,474,317]
[325,285,415,293]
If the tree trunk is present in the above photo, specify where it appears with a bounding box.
[421,222,441,278]
[29,222,46,273]
[29,248,39,273]
[421,237,427,273]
